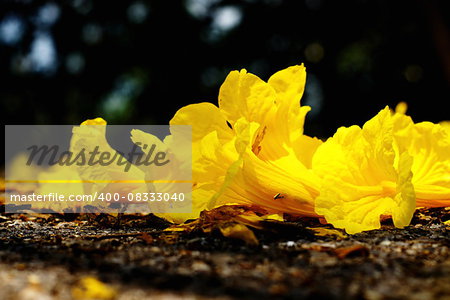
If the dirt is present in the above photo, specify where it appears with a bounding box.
[0,207,449,300]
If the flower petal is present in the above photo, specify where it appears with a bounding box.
[210,118,320,216]
[408,122,450,206]
[258,65,313,161]
[440,121,450,133]
[156,105,242,223]
[170,102,233,143]
[70,120,145,196]
[218,69,276,126]
[267,64,307,107]
[313,107,416,234]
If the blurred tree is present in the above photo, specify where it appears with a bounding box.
[1,0,449,138]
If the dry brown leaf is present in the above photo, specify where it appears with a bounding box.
[139,232,154,244]
[164,205,269,232]
[162,205,269,244]
[333,244,369,259]
[308,227,347,239]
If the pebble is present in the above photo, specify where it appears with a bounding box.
[191,261,211,273]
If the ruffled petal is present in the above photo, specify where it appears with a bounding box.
[156,105,242,222]
[207,118,261,209]
[313,107,416,234]
[170,102,233,143]
[268,64,308,143]
[392,110,450,207]
[218,69,276,126]
[209,118,320,216]
[258,65,315,161]
[408,122,450,206]
[267,64,307,107]
[440,121,450,134]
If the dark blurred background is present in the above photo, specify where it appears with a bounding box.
[1,0,449,138]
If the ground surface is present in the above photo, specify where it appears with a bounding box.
[0,207,449,300]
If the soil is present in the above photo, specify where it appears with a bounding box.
[0,207,449,300]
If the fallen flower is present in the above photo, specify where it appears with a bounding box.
[32,118,147,213]
[21,64,449,236]
[312,103,449,233]
[393,105,450,208]
[71,276,117,300]
[312,107,416,234]
[219,223,259,246]
[168,65,322,222]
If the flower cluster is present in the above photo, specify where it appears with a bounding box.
[33,64,448,234]
[167,64,449,234]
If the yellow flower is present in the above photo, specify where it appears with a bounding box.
[167,64,322,221]
[440,121,450,132]
[26,64,449,236]
[35,118,147,212]
[411,122,450,207]
[32,66,446,234]
[72,276,116,300]
[393,104,450,208]
[129,125,194,221]
[312,103,449,233]
[70,118,148,207]
[312,107,416,234]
